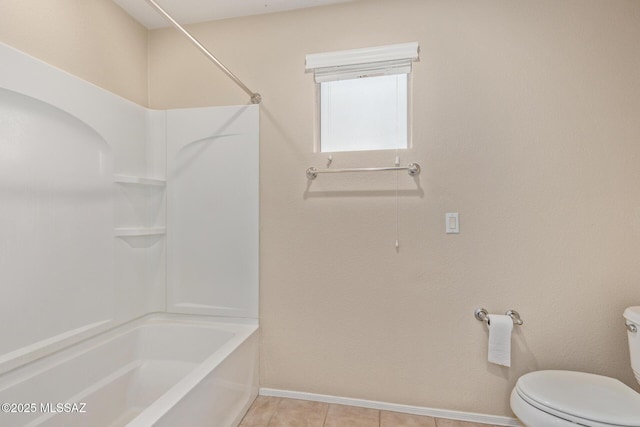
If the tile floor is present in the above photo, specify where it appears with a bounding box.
[239,396,503,427]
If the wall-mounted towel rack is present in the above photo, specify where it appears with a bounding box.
[306,163,421,180]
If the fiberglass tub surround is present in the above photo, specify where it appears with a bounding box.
[0,41,259,427]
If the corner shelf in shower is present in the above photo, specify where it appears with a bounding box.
[114,227,166,248]
[114,227,166,237]
[114,176,166,248]
[113,175,166,187]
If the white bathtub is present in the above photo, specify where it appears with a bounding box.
[0,314,259,427]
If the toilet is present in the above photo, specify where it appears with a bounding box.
[510,306,640,427]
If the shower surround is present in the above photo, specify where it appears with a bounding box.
[0,41,259,426]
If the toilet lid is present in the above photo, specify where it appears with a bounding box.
[516,370,640,427]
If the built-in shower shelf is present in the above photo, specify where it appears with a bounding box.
[114,227,166,237]
[113,175,166,187]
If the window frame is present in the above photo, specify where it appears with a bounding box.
[306,42,419,154]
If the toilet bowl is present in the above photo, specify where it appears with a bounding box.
[511,370,640,426]
[510,307,640,427]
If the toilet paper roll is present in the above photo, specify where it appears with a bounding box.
[487,314,513,367]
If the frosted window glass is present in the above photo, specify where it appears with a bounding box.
[320,74,407,153]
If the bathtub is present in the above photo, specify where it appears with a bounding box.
[0,314,259,427]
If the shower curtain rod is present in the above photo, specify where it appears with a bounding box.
[144,0,262,104]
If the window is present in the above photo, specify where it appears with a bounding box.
[321,74,407,152]
[306,42,419,153]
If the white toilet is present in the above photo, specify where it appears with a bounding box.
[510,306,640,427]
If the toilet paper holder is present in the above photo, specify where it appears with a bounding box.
[475,308,523,326]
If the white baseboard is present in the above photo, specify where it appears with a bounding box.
[259,388,521,427]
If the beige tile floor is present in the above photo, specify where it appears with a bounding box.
[239,396,503,427]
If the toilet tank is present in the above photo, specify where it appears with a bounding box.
[624,306,640,385]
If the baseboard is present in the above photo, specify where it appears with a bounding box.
[259,388,521,427]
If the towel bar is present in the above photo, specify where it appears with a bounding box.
[306,163,421,180]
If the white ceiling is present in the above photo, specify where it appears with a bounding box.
[113,0,354,29]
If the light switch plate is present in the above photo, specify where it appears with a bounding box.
[446,213,459,234]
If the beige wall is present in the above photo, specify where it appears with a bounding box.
[2,0,640,418]
[148,0,640,417]
[0,0,148,105]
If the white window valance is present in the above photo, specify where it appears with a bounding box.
[305,42,419,83]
